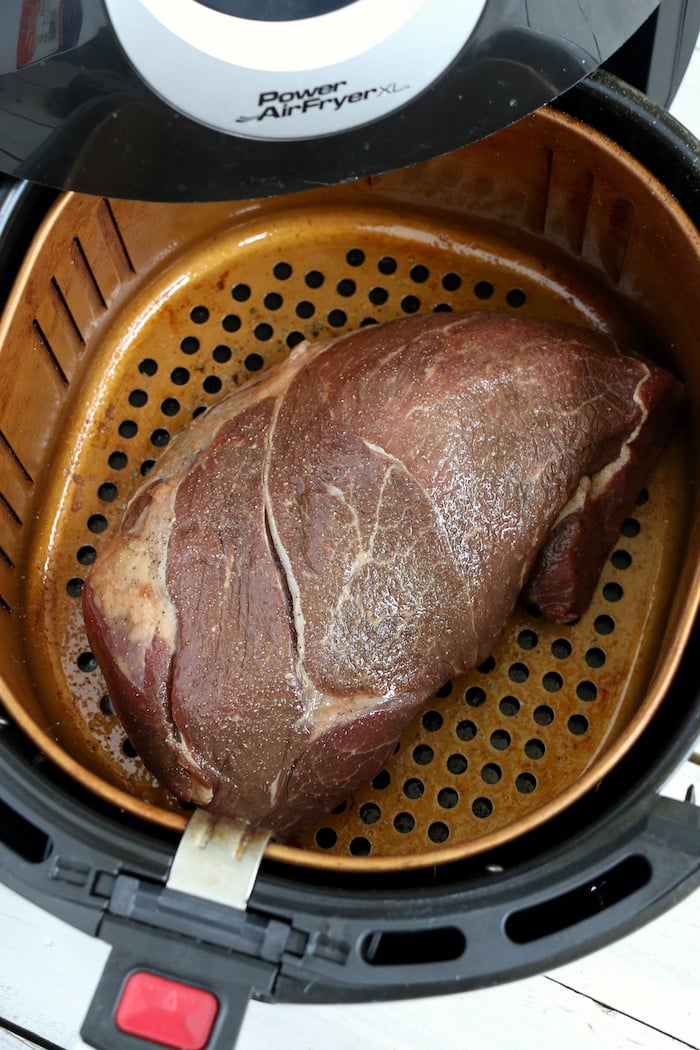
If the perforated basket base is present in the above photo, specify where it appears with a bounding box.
[21,202,689,865]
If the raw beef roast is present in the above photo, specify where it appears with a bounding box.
[82,312,682,837]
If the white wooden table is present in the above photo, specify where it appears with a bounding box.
[2,38,699,1050]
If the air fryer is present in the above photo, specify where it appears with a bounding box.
[0,4,699,1050]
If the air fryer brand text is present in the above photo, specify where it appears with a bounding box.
[236,80,409,124]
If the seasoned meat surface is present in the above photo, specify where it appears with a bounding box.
[82,312,682,836]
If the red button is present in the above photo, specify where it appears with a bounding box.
[115,971,219,1050]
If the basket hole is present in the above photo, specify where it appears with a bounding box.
[446,753,468,775]
[437,788,458,809]
[180,336,200,354]
[190,305,209,324]
[474,280,494,300]
[551,638,572,659]
[621,517,640,537]
[331,800,347,814]
[472,797,493,819]
[254,323,273,341]
[465,686,486,708]
[273,261,292,280]
[346,248,365,267]
[222,314,242,333]
[213,345,232,363]
[636,487,649,506]
[99,694,114,716]
[66,577,83,598]
[456,719,477,742]
[138,358,158,376]
[481,763,502,784]
[315,827,337,849]
[328,309,347,327]
[568,714,589,736]
[231,283,251,302]
[533,704,554,726]
[369,287,389,306]
[98,482,118,502]
[349,837,372,856]
[542,671,563,692]
[161,397,180,417]
[412,744,434,766]
[410,265,429,283]
[433,303,453,313]
[585,647,606,669]
[77,651,97,673]
[305,270,324,288]
[77,545,96,566]
[508,662,529,683]
[170,367,190,386]
[611,549,632,570]
[87,514,107,534]
[490,729,511,751]
[498,695,520,717]
[118,420,138,439]
[422,710,443,732]
[506,288,527,308]
[245,353,264,372]
[286,331,305,348]
[296,300,315,319]
[442,272,461,291]
[401,295,420,314]
[264,292,283,310]
[603,582,623,603]
[524,738,546,760]
[403,778,424,800]
[517,629,538,650]
[360,317,378,327]
[428,821,450,843]
[337,279,356,297]
[140,459,155,476]
[150,428,170,448]
[594,614,615,635]
[377,256,397,275]
[477,656,496,674]
[372,770,390,789]
[393,812,415,834]
[108,451,128,470]
[359,802,381,825]
[435,681,453,698]
[128,389,148,408]
[203,376,222,395]
[122,738,138,758]
[576,680,598,702]
[515,772,537,794]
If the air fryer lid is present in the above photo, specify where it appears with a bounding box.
[0,0,661,201]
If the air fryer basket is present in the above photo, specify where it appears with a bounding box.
[0,82,699,882]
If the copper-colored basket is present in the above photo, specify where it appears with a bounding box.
[1,105,699,873]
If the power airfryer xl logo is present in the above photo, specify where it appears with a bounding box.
[236,79,409,124]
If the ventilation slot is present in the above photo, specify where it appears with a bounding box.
[361,926,466,966]
[32,318,69,385]
[73,236,107,309]
[505,855,652,944]
[103,197,136,274]
[50,276,85,347]
[0,798,52,863]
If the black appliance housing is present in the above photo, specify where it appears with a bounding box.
[0,4,699,1049]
